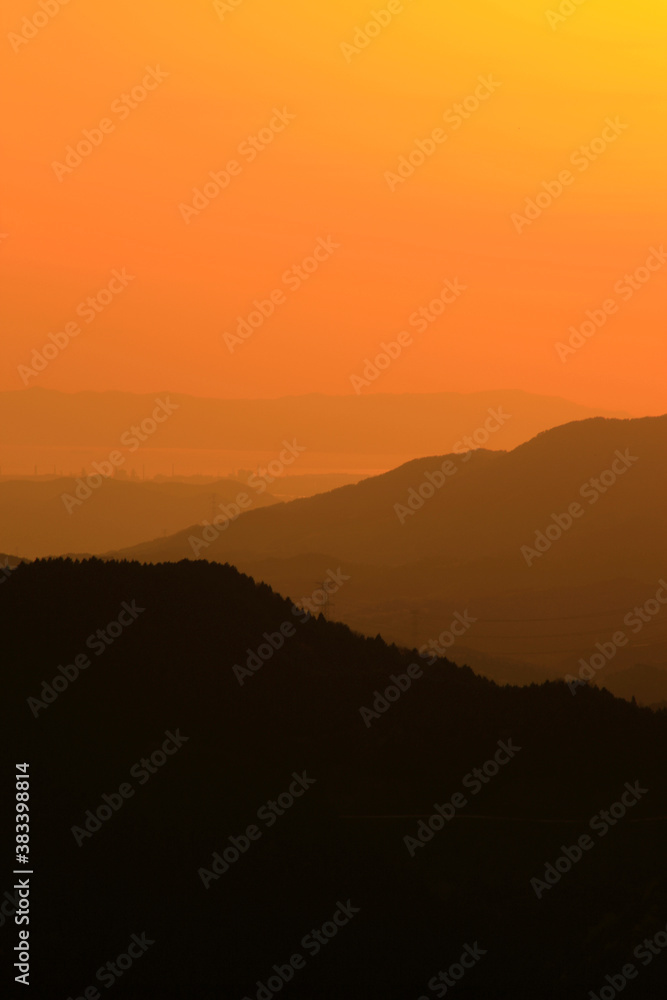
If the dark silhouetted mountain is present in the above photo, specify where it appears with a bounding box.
[3,557,667,998]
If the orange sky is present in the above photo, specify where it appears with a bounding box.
[2,0,665,415]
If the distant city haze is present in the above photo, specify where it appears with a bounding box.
[0,388,627,477]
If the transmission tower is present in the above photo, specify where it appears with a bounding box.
[316,581,334,620]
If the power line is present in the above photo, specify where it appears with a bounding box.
[468,607,664,623]
[464,626,666,639]
[459,607,659,623]
[453,636,667,656]
[315,581,333,620]
[340,814,667,823]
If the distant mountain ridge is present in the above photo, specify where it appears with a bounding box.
[107,414,667,700]
[0,387,628,460]
[112,414,665,575]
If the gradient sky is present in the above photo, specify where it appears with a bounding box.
[2,0,665,414]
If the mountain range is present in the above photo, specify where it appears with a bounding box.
[0,387,628,475]
[106,414,667,702]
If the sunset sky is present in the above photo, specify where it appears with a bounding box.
[2,0,665,414]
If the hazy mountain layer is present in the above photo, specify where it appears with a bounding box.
[108,415,667,699]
